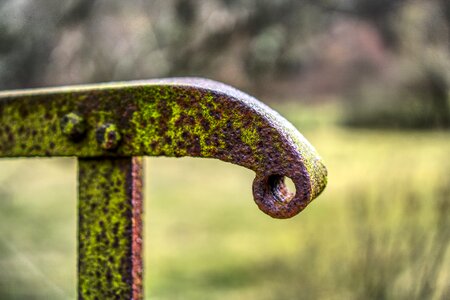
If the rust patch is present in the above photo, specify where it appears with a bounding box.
[131,157,143,300]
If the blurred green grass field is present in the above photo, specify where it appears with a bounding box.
[0,104,449,300]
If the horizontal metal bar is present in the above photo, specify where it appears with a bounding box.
[0,78,326,218]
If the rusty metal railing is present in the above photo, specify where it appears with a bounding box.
[0,78,327,299]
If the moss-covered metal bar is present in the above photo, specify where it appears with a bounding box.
[0,78,327,218]
[78,157,143,299]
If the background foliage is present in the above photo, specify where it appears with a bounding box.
[0,0,449,299]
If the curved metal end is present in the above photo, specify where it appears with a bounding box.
[165,78,328,218]
[257,126,327,218]
[253,158,327,219]
[248,112,327,218]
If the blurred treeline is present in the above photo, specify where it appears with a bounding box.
[0,0,449,128]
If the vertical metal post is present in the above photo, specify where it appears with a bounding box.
[78,157,143,299]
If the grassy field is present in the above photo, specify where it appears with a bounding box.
[0,103,449,299]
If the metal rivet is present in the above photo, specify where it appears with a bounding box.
[60,112,86,141]
[96,123,121,150]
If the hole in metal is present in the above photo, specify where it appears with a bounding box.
[267,175,296,203]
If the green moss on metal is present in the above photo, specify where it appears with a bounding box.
[78,158,136,299]
[128,86,234,159]
[60,112,85,137]
[241,127,259,148]
[96,123,121,150]
[0,81,279,165]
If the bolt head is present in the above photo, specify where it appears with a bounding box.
[96,123,121,150]
[60,112,86,140]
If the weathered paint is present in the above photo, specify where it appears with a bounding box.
[0,77,327,218]
[78,157,143,299]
